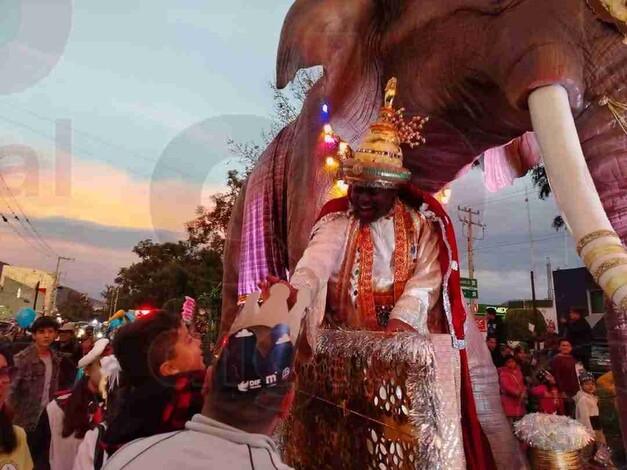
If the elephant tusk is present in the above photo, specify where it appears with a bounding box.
[528,85,627,312]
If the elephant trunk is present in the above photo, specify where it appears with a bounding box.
[529,84,627,448]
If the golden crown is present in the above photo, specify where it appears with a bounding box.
[339,78,428,188]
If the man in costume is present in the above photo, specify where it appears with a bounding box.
[288,78,500,469]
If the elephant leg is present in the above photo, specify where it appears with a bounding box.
[219,179,248,338]
[529,84,627,448]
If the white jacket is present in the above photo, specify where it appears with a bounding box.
[103,414,292,470]
[73,425,107,470]
[574,390,599,431]
[46,397,83,470]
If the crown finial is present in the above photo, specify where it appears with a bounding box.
[384,77,397,109]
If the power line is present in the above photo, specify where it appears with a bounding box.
[0,173,58,257]
[473,234,564,252]
[0,211,55,258]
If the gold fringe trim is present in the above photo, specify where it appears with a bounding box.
[599,95,627,135]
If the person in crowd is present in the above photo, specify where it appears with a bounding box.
[80,327,95,357]
[486,335,504,367]
[0,348,33,469]
[33,339,108,470]
[103,282,306,470]
[486,307,505,344]
[100,309,206,457]
[530,370,564,415]
[501,344,513,358]
[550,338,580,416]
[514,345,534,386]
[564,307,593,369]
[538,320,560,357]
[53,324,82,365]
[499,355,527,425]
[10,316,61,448]
[53,323,83,391]
[72,354,121,470]
[574,371,604,442]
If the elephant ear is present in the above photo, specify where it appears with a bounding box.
[277,0,381,142]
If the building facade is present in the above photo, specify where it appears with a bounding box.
[0,266,55,314]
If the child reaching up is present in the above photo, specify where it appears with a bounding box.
[531,370,564,415]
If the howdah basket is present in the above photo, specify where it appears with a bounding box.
[282,329,445,469]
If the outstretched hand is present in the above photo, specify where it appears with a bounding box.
[258,275,299,309]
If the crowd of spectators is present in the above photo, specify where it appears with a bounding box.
[486,306,612,447]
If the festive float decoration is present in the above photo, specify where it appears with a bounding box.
[514,413,594,469]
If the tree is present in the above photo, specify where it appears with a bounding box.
[185,68,321,254]
[530,165,565,230]
[57,290,95,322]
[106,240,223,311]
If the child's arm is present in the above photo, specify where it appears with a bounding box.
[575,398,593,430]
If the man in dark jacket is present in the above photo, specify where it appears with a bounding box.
[52,322,82,390]
[564,308,593,369]
[486,308,505,344]
[10,316,61,448]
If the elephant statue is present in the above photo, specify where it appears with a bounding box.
[220,0,627,462]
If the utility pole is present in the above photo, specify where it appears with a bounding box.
[45,256,74,315]
[458,206,485,312]
[525,186,537,312]
[458,206,485,278]
[546,257,554,300]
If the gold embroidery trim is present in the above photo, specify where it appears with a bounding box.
[336,217,360,322]
[576,229,620,256]
[393,200,411,303]
[357,223,377,328]
[583,245,626,267]
[619,296,627,313]
[593,258,627,284]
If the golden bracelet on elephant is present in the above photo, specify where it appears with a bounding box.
[576,229,620,256]
[593,258,627,284]
[604,273,627,301]
[582,244,627,267]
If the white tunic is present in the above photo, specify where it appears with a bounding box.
[291,201,442,337]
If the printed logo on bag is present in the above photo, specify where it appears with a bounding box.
[266,374,277,385]
[282,367,291,380]
[238,379,262,392]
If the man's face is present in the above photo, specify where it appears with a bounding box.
[58,331,73,343]
[569,310,580,321]
[559,341,572,355]
[349,185,397,224]
[34,327,57,350]
[486,337,497,351]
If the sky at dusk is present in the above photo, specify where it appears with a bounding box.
[0,1,582,304]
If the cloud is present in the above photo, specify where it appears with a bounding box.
[448,169,582,304]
